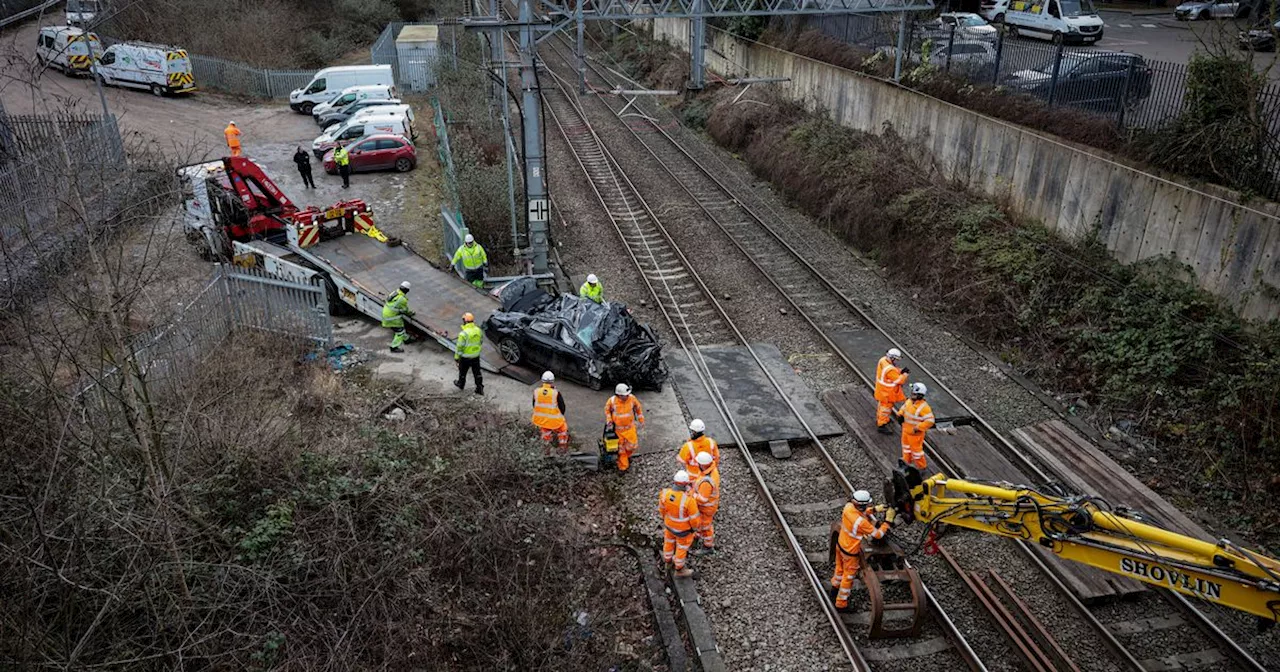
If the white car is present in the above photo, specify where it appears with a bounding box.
[311,113,413,159]
[310,84,396,120]
[921,12,1000,39]
[878,39,999,77]
[1174,0,1246,20]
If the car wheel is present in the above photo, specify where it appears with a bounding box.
[1051,31,1064,44]
[300,102,315,114]
[994,12,1005,22]
[394,157,414,172]
[150,83,164,97]
[1007,25,1018,37]
[499,338,522,364]
[589,377,604,391]
[1198,9,1210,19]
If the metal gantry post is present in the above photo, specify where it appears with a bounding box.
[894,11,908,82]
[689,0,706,90]
[500,57,521,255]
[519,0,550,274]
[576,0,587,93]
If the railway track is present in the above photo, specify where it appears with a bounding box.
[532,30,987,671]
[533,29,1269,672]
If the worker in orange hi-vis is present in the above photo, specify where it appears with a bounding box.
[605,383,644,471]
[660,470,702,578]
[223,121,242,157]
[690,451,720,556]
[677,419,720,472]
[831,490,893,609]
[896,383,934,470]
[532,371,569,454]
[874,348,909,435]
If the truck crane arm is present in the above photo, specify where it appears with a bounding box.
[888,465,1280,622]
[222,156,295,215]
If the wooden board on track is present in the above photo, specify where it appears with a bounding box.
[822,384,1146,602]
[1012,420,1216,543]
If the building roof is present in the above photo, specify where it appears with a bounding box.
[396,25,439,43]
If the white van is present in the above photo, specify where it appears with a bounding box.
[36,26,103,76]
[311,84,396,120]
[1001,0,1105,43]
[93,42,196,96]
[311,113,412,158]
[289,65,393,114]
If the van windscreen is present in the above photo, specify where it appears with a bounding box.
[1059,0,1097,15]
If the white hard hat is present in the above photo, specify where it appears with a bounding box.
[887,348,902,360]
[541,371,555,383]
[400,281,411,290]
[911,382,928,396]
[615,383,630,396]
[695,451,713,467]
[228,120,236,125]
[587,273,598,284]
[464,234,475,243]
[689,419,705,433]
[674,470,691,485]
[853,490,872,505]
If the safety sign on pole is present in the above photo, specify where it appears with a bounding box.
[527,198,549,223]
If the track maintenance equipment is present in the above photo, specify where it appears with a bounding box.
[887,464,1280,624]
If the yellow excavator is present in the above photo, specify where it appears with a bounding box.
[887,465,1280,623]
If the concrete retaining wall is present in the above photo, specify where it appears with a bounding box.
[653,19,1280,320]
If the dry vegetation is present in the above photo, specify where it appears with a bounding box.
[102,0,436,68]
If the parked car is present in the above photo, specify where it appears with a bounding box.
[35,25,102,76]
[1004,51,1153,112]
[482,278,668,392]
[1174,0,1248,19]
[878,39,999,78]
[316,97,405,129]
[93,42,196,96]
[920,12,1000,39]
[311,113,413,158]
[289,64,393,114]
[1004,0,1105,44]
[65,0,103,26]
[321,134,416,174]
[980,0,1012,22]
[310,84,396,121]
[1238,17,1280,49]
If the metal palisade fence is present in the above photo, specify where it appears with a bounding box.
[79,263,332,405]
[188,54,316,99]
[801,14,1280,199]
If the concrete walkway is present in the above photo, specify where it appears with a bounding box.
[335,316,691,462]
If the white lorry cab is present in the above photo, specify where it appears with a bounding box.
[1003,0,1104,44]
[311,84,396,119]
[36,26,103,76]
[311,113,412,158]
[289,65,394,114]
[65,0,104,26]
[94,42,196,95]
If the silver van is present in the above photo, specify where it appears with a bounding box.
[316,98,405,129]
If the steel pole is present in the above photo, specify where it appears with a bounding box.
[689,0,706,90]
[894,11,907,82]
[519,0,549,274]
[576,0,586,93]
[500,58,520,254]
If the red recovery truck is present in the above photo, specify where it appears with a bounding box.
[177,157,504,373]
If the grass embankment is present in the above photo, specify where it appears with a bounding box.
[1,340,657,668]
[609,30,1280,548]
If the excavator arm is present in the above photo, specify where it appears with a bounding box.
[888,465,1280,622]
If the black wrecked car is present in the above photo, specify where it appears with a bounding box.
[483,278,668,391]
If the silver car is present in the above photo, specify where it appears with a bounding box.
[315,98,405,129]
[1174,0,1245,20]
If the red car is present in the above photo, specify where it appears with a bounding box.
[323,134,416,174]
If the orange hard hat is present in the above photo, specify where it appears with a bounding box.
[463,312,474,323]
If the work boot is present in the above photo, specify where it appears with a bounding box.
[673,567,694,578]
[389,346,403,353]
[474,387,484,396]
[453,380,464,391]
[876,424,893,435]
[692,546,715,557]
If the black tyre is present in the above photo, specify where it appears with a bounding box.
[1051,31,1064,44]
[994,12,1005,22]
[394,157,414,172]
[300,102,315,114]
[589,376,604,391]
[1198,9,1210,19]
[150,83,164,97]
[322,274,354,316]
[499,338,522,364]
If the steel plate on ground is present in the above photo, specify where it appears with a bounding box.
[666,343,844,447]
[826,329,969,421]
